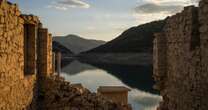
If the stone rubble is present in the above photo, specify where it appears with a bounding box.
[39,75,125,110]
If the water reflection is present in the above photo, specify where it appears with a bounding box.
[62,60,158,94]
[61,60,95,75]
[61,60,161,110]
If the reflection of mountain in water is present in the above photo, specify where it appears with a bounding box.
[61,60,158,94]
[82,62,158,94]
[61,60,96,75]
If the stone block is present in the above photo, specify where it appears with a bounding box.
[0,9,3,16]
[0,26,3,36]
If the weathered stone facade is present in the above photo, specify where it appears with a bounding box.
[21,15,40,75]
[198,0,208,109]
[0,0,36,109]
[0,0,52,109]
[38,28,53,77]
[153,0,208,110]
[0,0,129,110]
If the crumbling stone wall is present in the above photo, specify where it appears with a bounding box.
[21,15,40,75]
[0,0,37,109]
[37,28,53,77]
[0,0,53,109]
[198,0,208,109]
[153,33,167,92]
[0,0,125,110]
[153,0,208,110]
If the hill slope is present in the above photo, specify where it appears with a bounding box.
[53,35,106,54]
[84,20,166,53]
[52,41,74,57]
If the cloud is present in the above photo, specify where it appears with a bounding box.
[141,0,199,6]
[133,0,200,25]
[57,0,90,8]
[135,0,200,14]
[135,3,183,14]
[47,0,90,10]
[47,5,68,11]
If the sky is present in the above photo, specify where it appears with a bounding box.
[9,0,199,41]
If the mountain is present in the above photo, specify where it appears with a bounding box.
[52,41,73,57]
[53,35,106,54]
[83,20,166,53]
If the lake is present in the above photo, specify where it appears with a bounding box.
[60,60,162,110]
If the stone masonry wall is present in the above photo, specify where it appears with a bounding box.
[0,1,125,110]
[153,33,167,92]
[0,0,53,109]
[199,0,208,109]
[47,33,53,75]
[0,0,37,109]
[153,0,208,110]
[38,28,53,77]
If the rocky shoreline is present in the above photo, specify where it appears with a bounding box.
[38,75,130,110]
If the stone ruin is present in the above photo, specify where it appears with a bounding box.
[0,0,53,109]
[0,0,130,110]
[153,0,208,110]
[98,86,132,110]
[2,0,208,109]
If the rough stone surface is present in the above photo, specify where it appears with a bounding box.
[0,1,130,110]
[0,1,37,109]
[153,1,208,110]
[39,76,125,110]
[37,28,53,77]
[199,0,208,109]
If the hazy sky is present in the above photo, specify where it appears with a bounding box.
[9,0,198,41]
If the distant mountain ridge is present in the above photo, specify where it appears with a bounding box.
[52,41,73,57]
[83,20,166,53]
[53,35,106,54]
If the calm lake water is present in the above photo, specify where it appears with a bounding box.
[60,60,162,110]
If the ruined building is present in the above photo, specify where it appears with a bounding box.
[0,0,52,109]
[98,86,132,110]
[153,0,208,110]
[0,0,129,110]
